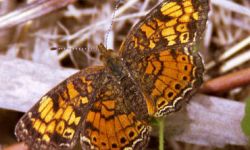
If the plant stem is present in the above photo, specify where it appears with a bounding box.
[159,118,164,150]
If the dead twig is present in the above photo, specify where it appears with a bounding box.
[200,68,250,94]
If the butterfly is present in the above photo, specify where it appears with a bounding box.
[15,0,209,149]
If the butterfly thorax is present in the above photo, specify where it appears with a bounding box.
[98,43,127,80]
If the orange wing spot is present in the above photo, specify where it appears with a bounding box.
[68,112,81,125]
[179,14,191,23]
[165,35,177,45]
[125,127,137,141]
[86,111,95,122]
[154,79,168,93]
[161,2,178,15]
[164,88,177,100]
[93,112,101,129]
[183,0,192,7]
[152,61,162,75]
[165,18,178,27]
[102,100,115,110]
[38,122,46,134]
[118,115,131,128]
[159,55,174,62]
[38,96,52,112]
[163,61,177,69]
[177,54,189,63]
[161,2,177,12]
[178,63,193,72]
[44,109,55,123]
[101,105,114,118]
[158,75,172,84]
[63,127,75,139]
[80,96,89,105]
[42,134,50,142]
[99,133,110,149]
[163,5,181,15]
[40,99,53,119]
[184,6,194,13]
[156,97,168,109]
[159,50,171,56]
[117,130,129,146]
[169,9,183,18]
[162,68,179,80]
[149,40,156,49]
[176,24,188,32]
[62,106,73,122]
[162,27,175,36]
[170,81,185,92]
[178,73,191,82]
[67,82,79,99]
[180,32,190,43]
[108,136,119,149]
[90,131,99,145]
[54,108,63,119]
[192,12,199,20]
[33,119,41,131]
[56,120,65,134]
[46,120,56,134]
[135,121,144,132]
[145,62,154,74]
[140,24,155,38]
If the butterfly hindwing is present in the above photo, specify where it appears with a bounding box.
[80,74,151,150]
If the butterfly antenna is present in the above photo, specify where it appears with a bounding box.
[104,0,122,48]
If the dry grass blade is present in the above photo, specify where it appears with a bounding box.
[0,0,76,29]
[200,68,250,94]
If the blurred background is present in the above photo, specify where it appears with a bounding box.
[0,0,250,149]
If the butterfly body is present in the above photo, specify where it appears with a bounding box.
[15,0,209,149]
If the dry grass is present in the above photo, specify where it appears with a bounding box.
[0,0,250,149]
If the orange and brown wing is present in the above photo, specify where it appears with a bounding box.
[15,66,105,150]
[80,75,151,150]
[119,0,208,117]
[120,0,208,60]
[132,47,203,117]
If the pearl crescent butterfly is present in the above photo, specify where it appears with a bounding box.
[15,0,209,149]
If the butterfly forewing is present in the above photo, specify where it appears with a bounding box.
[15,67,105,149]
[119,0,208,117]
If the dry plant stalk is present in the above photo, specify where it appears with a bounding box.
[0,0,76,29]
[200,68,250,94]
